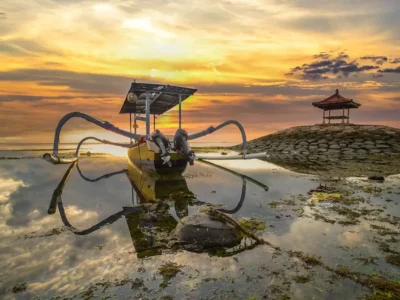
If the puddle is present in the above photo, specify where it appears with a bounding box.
[0,153,399,299]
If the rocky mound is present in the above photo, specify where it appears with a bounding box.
[235,124,400,159]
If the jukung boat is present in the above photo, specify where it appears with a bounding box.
[43,81,267,172]
[47,158,268,257]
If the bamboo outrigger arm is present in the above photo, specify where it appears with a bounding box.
[44,112,267,164]
[43,112,141,164]
[188,120,248,153]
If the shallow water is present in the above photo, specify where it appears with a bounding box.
[0,152,399,299]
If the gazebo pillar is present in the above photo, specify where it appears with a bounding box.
[348,108,350,123]
[342,108,345,123]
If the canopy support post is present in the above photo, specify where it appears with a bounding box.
[178,94,182,129]
[145,92,150,137]
[153,114,156,131]
[323,110,325,124]
[129,113,132,143]
[134,114,137,135]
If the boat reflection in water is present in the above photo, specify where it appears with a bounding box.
[48,160,269,258]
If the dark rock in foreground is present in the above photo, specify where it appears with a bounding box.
[175,213,241,252]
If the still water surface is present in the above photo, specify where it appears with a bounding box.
[0,149,399,299]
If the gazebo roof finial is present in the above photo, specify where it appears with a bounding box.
[336,89,339,94]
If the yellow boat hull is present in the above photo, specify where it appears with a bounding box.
[127,141,188,175]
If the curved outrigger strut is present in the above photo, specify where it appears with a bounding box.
[43,82,268,165]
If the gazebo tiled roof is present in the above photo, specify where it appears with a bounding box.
[312,89,361,110]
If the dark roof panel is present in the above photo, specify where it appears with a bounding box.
[312,89,361,109]
[120,82,197,115]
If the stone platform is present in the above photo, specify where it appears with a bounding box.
[234,124,400,160]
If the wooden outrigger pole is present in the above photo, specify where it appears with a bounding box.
[43,82,268,173]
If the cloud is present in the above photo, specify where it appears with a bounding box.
[1,0,400,142]
[360,56,388,65]
[378,66,400,73]
[290,52,382,80]
[0,39,58,56]
[390,58,400,64]
[336,52,349,60]
[372,74,384,78]
[0,69,135,94]
[302,74,329,80]
[291,66,302,72]
[313,52,330,59]
[336,64,379,76]
[0,94,112,102]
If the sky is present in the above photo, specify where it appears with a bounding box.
[1,0,400,144]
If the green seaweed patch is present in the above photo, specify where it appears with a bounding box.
[311,192,342,203]
[362,277,400,299]
[370,224,400,237]
[338,219,359,226]
[313,213,336,224]
[333,266,400,296]
[283,199,297,206]
[288,251,322,266]
[364,187,382,194]
[94,244,105,251]
[160,296,174,300]
[330,206,361,219]
[268,284,290,299]
[269,201,279,208]
[385,254,400,266]
[303,255,322,266]
[377,216,400,226]
[359,208,384,217]
[94,277,144,292]
[374,238,399,254]
[363,290,398,300]
[9,282,27,294]
[239,218,266,233]
[311,192,364,205]
[202,277,218,283]
[80,285,95,300]
[293,274,312,283]
[353,256,378,265]
[158,262,182,288]
[335,265,352,277]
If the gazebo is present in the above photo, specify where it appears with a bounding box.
[312,89,361,124]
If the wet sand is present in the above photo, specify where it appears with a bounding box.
[0,152,399,299]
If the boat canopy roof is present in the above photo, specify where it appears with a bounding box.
[119,82,197,115]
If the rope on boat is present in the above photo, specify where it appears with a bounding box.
[187,120,248,154]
